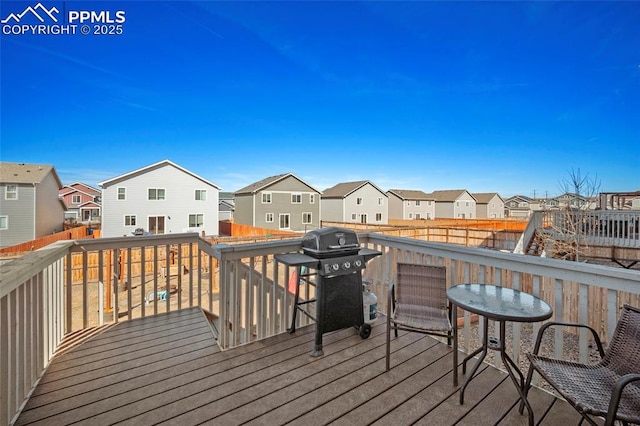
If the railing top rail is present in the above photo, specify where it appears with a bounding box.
[359,232,640,294]
[68,232,202,252]
[0,240,74,298]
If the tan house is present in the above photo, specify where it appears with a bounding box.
[387,189,435,220]
[0,162,66,248]
[472,193,505,219]
[321,180,388,224]
[429,189,477,219]
[234,173,321,232]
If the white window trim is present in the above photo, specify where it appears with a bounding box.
[265,213,274,223]
[279,213,290,230]
[5,185,18,200]
[189,213,204,227]
[302,212,312,224]
[72,194,81,204]
[0,215,8,230]
[124,214,137,226]
[291,193,302,204]
[262,192,272,204]
[117,187,126,201]
[148,188,166,201]
[309,194,315,204]
[195,189,207,201]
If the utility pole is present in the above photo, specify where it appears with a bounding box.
[532,190,536,199]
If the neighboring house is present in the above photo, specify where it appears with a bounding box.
[387,189,435,220]
[321,180,388,224]
[218,192,235,221]
[472,193,505,219]
[429,189,477,219]
[552,192,592,210]
[504,195,534,217]
[98,160,220,238]
[0,162,66,248]
[59,182,101,223]
[234,173,321,232]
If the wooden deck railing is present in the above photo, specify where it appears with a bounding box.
[540,209,640,247]
[2,231,640,425]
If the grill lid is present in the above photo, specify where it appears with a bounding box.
[301,227,360,258]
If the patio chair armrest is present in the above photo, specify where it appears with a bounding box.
[532,321,605,357]
[605,374,640,426]
[387,280,396,313]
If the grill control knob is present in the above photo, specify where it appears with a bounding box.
[331,263,340,271]
[354,259,362,268]
[343,261,351,269]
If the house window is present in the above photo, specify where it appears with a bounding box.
[262,192,272,203]
[415,200,421,206]
[466,201,469,207]
[302,212,312,224]
[189,214,204,227]
[360,214,368,224]
[195,190,207,201]
[5,185,17,200]
[351,213,357,220]
[376,213,382,222]
[279,214,290,229]
[117,187,126,200]
[148,188,166,200]
[291,193,302,204]
[378,197,383,205]
[356,197,363,205]
[409,213,413,219]
[309,194,315,204]
[72,194,81,204]
[0,216,7,230]
[265,213,274,223]
[124,215,136,226]
[456,201,460,207]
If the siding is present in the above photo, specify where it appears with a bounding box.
[344,184,388,224]
[35,171,65,236]
[253,176,320,232]
[101,165,219,237]
[0,184,36,247]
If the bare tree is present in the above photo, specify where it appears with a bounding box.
[545,168,601,261]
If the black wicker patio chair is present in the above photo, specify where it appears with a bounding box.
[385,263,452,371]
[521,304,640,426]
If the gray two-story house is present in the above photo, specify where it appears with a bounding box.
[387,189,436,220]
[472,193,505,219]
[430,189,477,219]
[0,162,66,248]
[321,180,388,224]
[234,173,321,232]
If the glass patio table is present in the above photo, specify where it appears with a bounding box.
[447,283,552,426]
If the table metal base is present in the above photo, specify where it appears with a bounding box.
[456,316,535,426]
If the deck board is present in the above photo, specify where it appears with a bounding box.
[15,308,585,426]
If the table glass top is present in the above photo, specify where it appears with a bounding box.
[446,284,552,322]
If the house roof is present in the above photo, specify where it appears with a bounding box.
[322,180,386,199]
[0,162,62,188]
[387,189,434,201]
[428,189,474,202]
[62,182,100,195]
[472,192,503,204]
[98,159,220,189]
[504,195,533,203]
[234,173,321,195]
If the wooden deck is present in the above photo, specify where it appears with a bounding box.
[14,308,583,426]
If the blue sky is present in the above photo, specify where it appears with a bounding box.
[1,1,638,198]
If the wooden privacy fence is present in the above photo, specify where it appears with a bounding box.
[0,225,90,254]
[322,221,522,251]
[66,242,216,287]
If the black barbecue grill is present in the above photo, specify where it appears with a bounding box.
[276,227,381,356]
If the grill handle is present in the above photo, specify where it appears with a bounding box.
[327,244,359,249]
